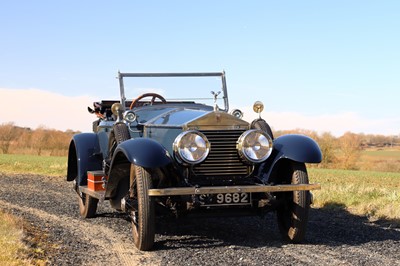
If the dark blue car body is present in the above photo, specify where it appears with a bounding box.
[67,72,322,250]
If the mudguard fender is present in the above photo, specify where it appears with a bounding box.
[259,134,322,182]
[105,138,173,199]
[274,134,322,163]
[67,133,102,184]
[112,138,172,168]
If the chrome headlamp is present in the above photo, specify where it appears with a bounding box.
[237,129,273,163]
[173,131,210,164]
[123,110,137,123]
[231,109,244,119]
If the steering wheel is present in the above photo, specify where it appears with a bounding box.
[130,93,167,109]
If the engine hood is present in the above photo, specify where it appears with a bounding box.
[143,106,249,130]
[142,106,249,156]
[185,110,249,130]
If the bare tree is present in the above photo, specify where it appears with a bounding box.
[338,132,361,170]
[47,129,72,156]
[31,125,51,155]
[16,129,33,153]
[0,122,22,154]
[317,132,337,168]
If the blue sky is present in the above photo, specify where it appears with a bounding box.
[0,1,399,136]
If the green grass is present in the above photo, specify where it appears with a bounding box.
[0,211,47,265]
[0,153,399,257]
[0,211,31,265]
[309,168,400,222]
[0,154,399,223]
[0,154,67,176]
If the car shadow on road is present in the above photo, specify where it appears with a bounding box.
[306,203,400,246]
[154,213,280,250]
[153,205,400,250]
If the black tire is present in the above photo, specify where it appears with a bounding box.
[130,164,155,251]
[78,192,98,218]
[107,122,131,164]
[114,122,131,143]
[276,162,310,243]
[251,118,274,139]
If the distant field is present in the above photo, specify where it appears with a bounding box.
[0,154,67,176]
[362,149,400,158]
[359,148,400,172]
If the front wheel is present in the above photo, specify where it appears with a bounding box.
[276,162,310,243]
[129,164,155,251]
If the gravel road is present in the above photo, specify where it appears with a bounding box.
[0,173,399,265]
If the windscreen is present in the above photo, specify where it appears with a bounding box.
[119,74,227,109]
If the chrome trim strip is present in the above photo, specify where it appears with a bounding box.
[148,183,321,196]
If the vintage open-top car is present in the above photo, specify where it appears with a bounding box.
[67,71,322,251]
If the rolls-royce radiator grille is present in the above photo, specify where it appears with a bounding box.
[192,130,250,177]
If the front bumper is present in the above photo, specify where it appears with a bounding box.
[148,183,321,196]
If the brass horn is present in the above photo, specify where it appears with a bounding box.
[111,103,123,116]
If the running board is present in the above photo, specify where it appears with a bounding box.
[78,185,106,202]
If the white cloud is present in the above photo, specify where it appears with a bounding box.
[0,88,96,132]
[1,88,397,136]
[240,106,399,137]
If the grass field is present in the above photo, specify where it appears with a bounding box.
[309,168,400,223]
[0,153,399,264]
[0,153,398,222]
[0,211,32,265]
[0,154,67,176]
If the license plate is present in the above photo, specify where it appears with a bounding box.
[199,192,251,206]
